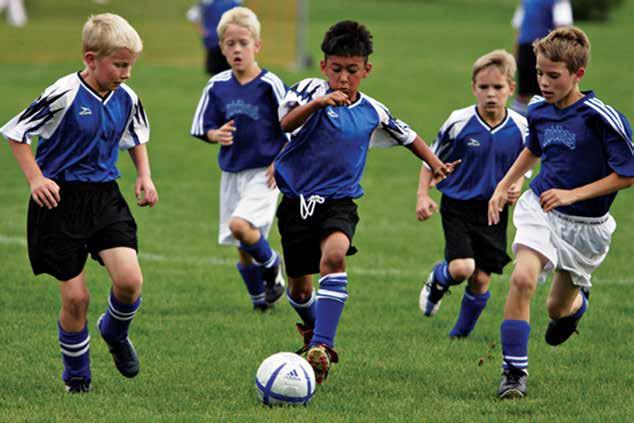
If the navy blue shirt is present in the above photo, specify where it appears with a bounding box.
[191,69,288,172]
[274,78,417,199]
[432,106,528,201]
[1,72,149,182]
[513,0,573,45]
[200,0,242,49]
[526,92,634,217]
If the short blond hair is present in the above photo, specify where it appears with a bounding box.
[82,13,143,58]
[217,7,260,42]
[472,49,516,84]
[533,26,591,73]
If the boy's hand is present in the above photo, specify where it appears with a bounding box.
[430,160,461,186]
[507,181,523,206]
[265,163,277,189]
[31,177,60,209]
[540,188,577,212]
[416,194,438,221]
[207,120,236,145]
[135,175,158,207]
[488,187,508,225]
[316,91,351,108]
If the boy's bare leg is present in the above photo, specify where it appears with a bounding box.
[58,272,90,331]
[503,246,546,321]
[547,270,583,319]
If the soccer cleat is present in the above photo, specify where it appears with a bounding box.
[544,313,583,346]
[419,268,450,317]
[64,376,91,393]
[97,314,140,378]
[498,368,528,399]
[263,259,286,306]
[306,344,339,384]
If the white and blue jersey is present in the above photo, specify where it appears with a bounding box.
[1,72,149,182]
[274,78,417,199]
[431,106,528,201]
[512,0,573,45]
[526,92,634,217]
[190,69,288,173]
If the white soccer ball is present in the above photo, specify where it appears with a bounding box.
[255,352,316,406]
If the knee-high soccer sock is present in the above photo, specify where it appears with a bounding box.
[433,261,461,287]
[311,273,348,348]
[568,291,588,319]
[287,288,316,327]
[240,236,278,270]
[237,262,265,307]
[501,320,530,373]
[58,322,91,382]
[449,288,490,337]
[98,290,141,343]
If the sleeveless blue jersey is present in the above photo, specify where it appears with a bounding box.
[526,92,634,217]
[274,78,417,199]
[1,72,149,182]
[432,106,528,201]
[190,69,288,172]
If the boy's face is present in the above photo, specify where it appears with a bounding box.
[320,55,371,101]
[220,24,261,73]
[471,66,515,117]
[84,47,138,94]
[536,54,585,107]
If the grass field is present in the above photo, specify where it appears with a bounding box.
[1,0,633,420]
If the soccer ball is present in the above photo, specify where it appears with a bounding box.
[255,352,316,406]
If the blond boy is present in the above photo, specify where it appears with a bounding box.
[1,13,157,392]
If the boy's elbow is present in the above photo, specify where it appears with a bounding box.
[280,120,292,133]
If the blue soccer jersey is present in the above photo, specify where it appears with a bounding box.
[190,69,288,173]
[431,106,528,201]
[274,78,417,199]
[1,72,149,182]
[526,92,634,217]
[199,0,242,49]
[512,0,573,45]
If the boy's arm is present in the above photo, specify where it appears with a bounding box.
[488,148,539,224]
[415,164,437,221]
[539,173,633,212]
[406,136,460,181]
[280,91,350,133]
[127,144,158,207]
[8,139,60,209]
[507,175,526,206]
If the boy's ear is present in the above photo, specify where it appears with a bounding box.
[320,59,327,75]
[84,51,97,69]
[254,38,262,53]
[574,67,585,82]
[364,62,372,76]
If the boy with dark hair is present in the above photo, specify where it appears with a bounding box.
[417,49,528,338]
[1,13,157,393]
[275,20,458,384]
[489,26,634,399]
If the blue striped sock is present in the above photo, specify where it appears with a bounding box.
[287,288,316,327]
[449,288,490,337]
[311,273,348,348]
[98,291,141,343]
[570,291,588,319]
[58,322,91,382]
[237,262,265,306]
[433,261,460,286]
[501,320,530,372]
[240,236,276,268]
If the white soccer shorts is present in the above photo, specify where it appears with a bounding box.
[512,190,616,287]
[218,167,279,246]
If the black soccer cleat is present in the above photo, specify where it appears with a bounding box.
[544,313,583,346]
[263,258,286,306]
[97,314,140,378]
[65,376,91,393]
[498,368,528,399]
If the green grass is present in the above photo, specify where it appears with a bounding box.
[1,0,634,420]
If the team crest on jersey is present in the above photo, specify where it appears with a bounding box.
[225,99,259,120]
[79,106,92,116]
[543,125,576,150]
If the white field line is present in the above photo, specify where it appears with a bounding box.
[1,233,633,283]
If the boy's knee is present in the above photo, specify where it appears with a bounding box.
[320,251,346,274]
[450,259,476,281]
[468,270,490,294]
[510,269,537,296]
[113,272,143,300]
[62,290,90,318]
[229,218,252,240]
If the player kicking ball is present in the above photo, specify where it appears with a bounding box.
[488,26,634,399]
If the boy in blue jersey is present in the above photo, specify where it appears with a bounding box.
[191,7,287,311]
[511,0,573,115]
[275,20,458,384]
[417,50,528,338]
[488,27,634,399]
[1,14,158,393]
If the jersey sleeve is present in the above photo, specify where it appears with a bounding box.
[600,111,634,177]
[0,81,72,145]
[367,98,417,148]
[119,88,150,150]
[278,78,328,136]
[190,80,221,141]
[262,71,288,108]
[512,5,524,29]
